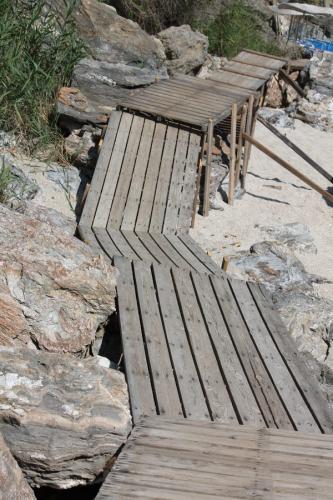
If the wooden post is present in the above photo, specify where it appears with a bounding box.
[234,104,247,188]
[191,157,203,228]
[228,103,238,205]
[242,133,333,205]
[203,119,214,217]
[241,95,255,190]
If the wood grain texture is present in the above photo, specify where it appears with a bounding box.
[97,418,333,499]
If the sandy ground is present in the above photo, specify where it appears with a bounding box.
[191,119,333,301]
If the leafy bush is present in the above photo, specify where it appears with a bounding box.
[196,0,283,58]
[0,0,85,152]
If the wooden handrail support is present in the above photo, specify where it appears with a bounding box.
[242,133,333,205]
[203,119,214,217]
[258,116,333,184]
[279,69,307,98]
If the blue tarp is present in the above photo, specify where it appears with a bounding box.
[298,38,333,53]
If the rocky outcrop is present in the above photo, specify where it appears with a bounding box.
[0,154,39,203]
[0,204,116,355]
[57,0,167,125]
[0,346,131,489]
[1,151,85,219]
[0,434,36,499]
[157,25,208,76]
[227,225,333,386]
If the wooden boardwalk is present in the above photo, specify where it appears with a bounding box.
[96,418,333,499]
[78,48,332,499]
[208,49,287,92]
[115,257,332,433]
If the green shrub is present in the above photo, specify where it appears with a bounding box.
[0,0,86,152]
[196,0,283,58]
[0,159,13,204]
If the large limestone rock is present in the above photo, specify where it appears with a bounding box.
[0,434,36,499]
[157,25,208,76]
[0,204,116,355]
[0,346,131,489]
[58,0,167,124]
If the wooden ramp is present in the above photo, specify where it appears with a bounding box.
[208,49,287,92]
[78,49,333,499]
[79,110,201,237]
[115,256,332,433]
[96,418,333,499]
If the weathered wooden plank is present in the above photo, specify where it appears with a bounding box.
[107,115,144,229]
[177,132,201,232]
[121,119,156,231]
[108,228,139,260]
[230,278,320,434]
[228,102,238,205]
[178,234,223,275]
[133,260,183,417]
[234,103,248,187]
[78,225,112,262]
[175,74,255,97]
[250,283,333,434]
[191,271,264,425]
[93,227,120,259]
[98,418,333,500]
[114,256,156,420]
[173,268,237,423]
[224,61,273,79]
[203,118,213,217]
[211,274,293,429]
[209,71,265,90]
[135,123,167,231]
[80,111,122,228]
[122,231,159,263]
[153,264,210,420]
[121,101,206,127]
[149,126,179,232]
[166,234,210,274]
[241,48,288,63]
[150,233,193,270]
[234,51,286,70]
[126,80,234,106]
[136,232,175,266]
[124,87,229,115]
[163,129,191,234]
[123,94,212,120]
[94,112,133,227]
[241,93,255,189]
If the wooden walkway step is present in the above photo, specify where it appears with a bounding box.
[80,110,202,235]
[115,256,332,433]
[96,418,333,499]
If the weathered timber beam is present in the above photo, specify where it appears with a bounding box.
[242,133,333,205]
[258,116,333,184]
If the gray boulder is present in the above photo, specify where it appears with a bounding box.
[0,434,36,499]
[0,154,39,203]
[0,204,116,355]
[0,346,131,489]
[158,24,209,75]
[58,0,167,123]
